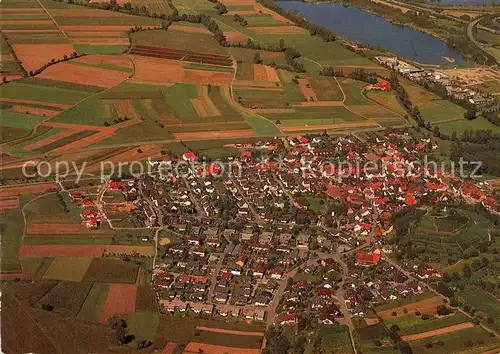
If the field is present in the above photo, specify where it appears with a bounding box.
[82,258,139,283]
[42,257,93,281]
[154,314,265,350]
[402,80,466,123]
[100,283,137,323]
[457,286,499,330]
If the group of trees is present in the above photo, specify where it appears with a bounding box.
[28,51,79,77]
[206,0,228,15]
[232,14,248,27]
[258,0,337,42]
[320,67,378,84]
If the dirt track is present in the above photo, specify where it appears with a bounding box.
[401,322,473,341]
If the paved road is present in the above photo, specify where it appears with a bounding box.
[467,17,500,65]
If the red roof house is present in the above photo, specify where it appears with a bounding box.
[356,249,381,266]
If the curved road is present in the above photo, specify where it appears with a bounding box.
[467,17,500,65]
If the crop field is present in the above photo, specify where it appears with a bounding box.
[82,258,139,283]
[408,325,499,354]
[37,280,93,316]
[366,90,407,115]
[309,326,354,354]
[131,0,174,15]
[457,286,499,330]
[0,34,24,80]
[76,282,110,322]
[398,313,470,336]
[42,257,93,281]
[131,30,228,55]
[100,283,137,323]
[154,315,265,350]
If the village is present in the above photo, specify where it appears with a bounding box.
[69,131,498,330]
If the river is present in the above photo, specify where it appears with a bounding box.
[278,1,466,66]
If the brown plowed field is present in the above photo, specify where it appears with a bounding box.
[281,121,379,132]
[100,284,137,323]
[71,38,129,45]
[23,130,76,151]
[253,64,279,82]
[254,3,293,24]
[129,55,233,85]
[0,20,53,25]
[184,343,260,354]
[401,322,473,341]
[0,198,20,214]
[0,182,59,197]
[73,54,133,69]
[9,105,60,117]
[0,97,71,109]
[248,26,308,34]
[48,8,135,17]
[298,78,318,101]
[378,296,443,319]
[174,129,255,140]
[85,145,162,173]
[184,69,233,85]
[0,8,45,13]
[50,130,115,153]
[12,44,76,72]
[298,101,343,107]
[27,223,110,235]
[20,245,106,258]
[196,327,264,336]
[0,73,24,81]
[113,100,139,119]
[224,31,248,42]
[60,25,159,31]
[38,62,129,88]
[1,29,60,33]
[168,24,209,34]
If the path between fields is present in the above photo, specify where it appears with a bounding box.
[37,0,73,48]
[401,322,473,342]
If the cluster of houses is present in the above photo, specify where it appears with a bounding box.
[69,191,100,229]
[104,131,499,325]
[376,56,495,106]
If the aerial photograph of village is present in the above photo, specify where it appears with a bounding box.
[0,0,499,353]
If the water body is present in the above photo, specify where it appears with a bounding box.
[278,1,466,66]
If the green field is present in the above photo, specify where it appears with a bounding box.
[0,208,24,273]
[76,282,110,322]
[42,257,93,281]
[408,325,499,354]
[457,286,499,330]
